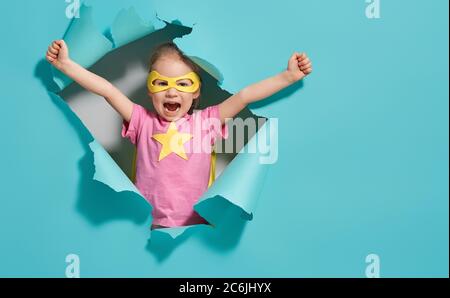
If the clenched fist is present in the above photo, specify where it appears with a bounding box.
[287,52,313,82]
[46,40,70,70]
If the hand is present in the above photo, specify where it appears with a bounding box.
[46,40,71,70]
[287,52,312,82]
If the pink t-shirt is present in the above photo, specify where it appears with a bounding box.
[122,104,228,227]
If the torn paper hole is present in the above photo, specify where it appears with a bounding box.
[52,4,272,240]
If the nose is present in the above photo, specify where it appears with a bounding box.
[166,87,178,97]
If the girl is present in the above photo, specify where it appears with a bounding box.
[46,40,312,229]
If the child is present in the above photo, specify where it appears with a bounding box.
[46,40,312,229]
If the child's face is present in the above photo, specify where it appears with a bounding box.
[148,55,200,122]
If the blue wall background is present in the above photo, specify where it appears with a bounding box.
[0,0,448,277]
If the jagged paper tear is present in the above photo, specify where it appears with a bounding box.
[52,3,273,240]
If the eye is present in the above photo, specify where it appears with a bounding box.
[176,79,193,87]
[153,80,168,86]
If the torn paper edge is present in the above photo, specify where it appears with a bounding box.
[51,3,273,240]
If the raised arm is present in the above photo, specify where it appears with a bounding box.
[46,40,134,122]
[218,52,312,124]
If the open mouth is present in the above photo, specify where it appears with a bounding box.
[163,102,181,113]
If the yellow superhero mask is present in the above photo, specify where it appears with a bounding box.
[147,70,201,93]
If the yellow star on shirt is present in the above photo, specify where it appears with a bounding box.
[152,122,193,161]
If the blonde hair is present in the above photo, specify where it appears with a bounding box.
[149,42,202,114]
